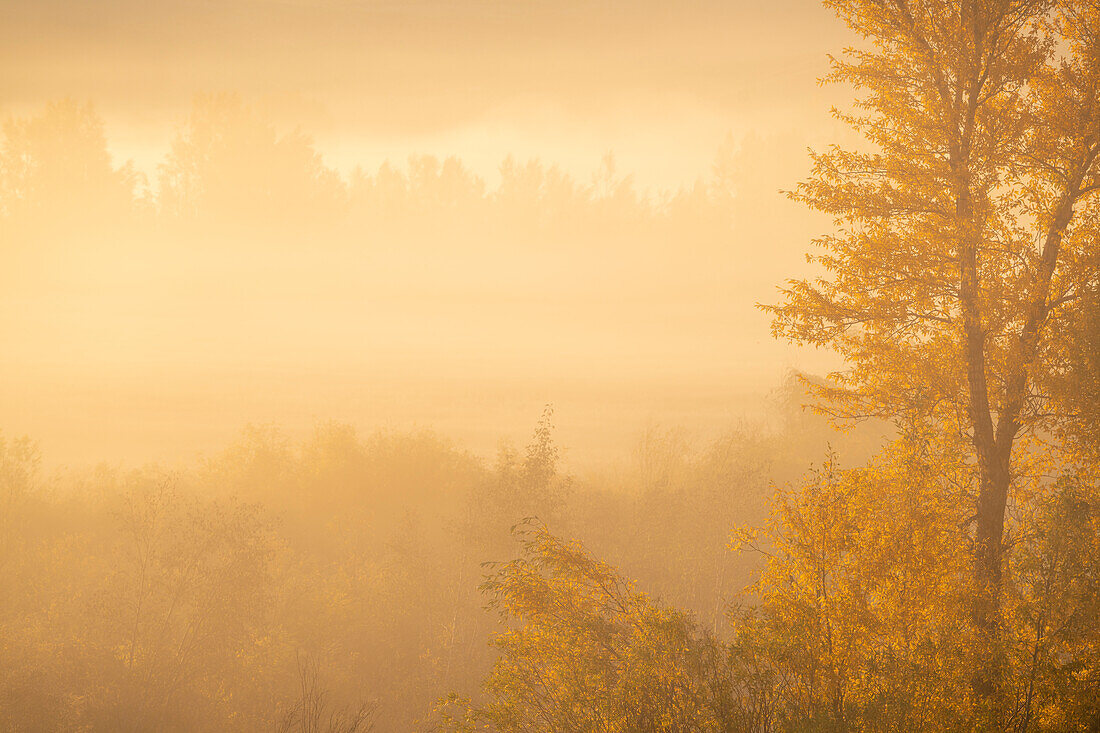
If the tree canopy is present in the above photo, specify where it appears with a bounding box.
[765,0,1100,707]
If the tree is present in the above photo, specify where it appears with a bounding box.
[1051,284,1100,458]
[0,99,137,223]
[0,433,39,574]
[463,406,572,558]
[733,438,977,729]
[437,522,749,732]
[764,0,1100,699]
[276,657,377,733]
[1008,467,1100,729]
[88,481,275,730]
[158,94,345,225]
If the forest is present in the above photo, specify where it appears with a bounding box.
[5,0,1100,731]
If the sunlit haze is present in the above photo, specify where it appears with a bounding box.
[13,1,1092,730]
[2,0,850,466]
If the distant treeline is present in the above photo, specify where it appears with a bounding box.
[0,378,881,731]
[0,96,739,235]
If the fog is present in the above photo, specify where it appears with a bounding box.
[0,0,855,467]
[2,114,835,466]
[1,2,886,730]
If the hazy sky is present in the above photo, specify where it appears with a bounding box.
[2,0,852,185]
[2,0,853,466]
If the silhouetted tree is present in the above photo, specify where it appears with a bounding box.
[0,99,138,224]
[158,94,345,225]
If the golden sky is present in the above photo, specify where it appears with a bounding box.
[1,0,851,466]
[3,0,850,184]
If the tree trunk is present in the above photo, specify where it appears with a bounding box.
[967,154,1091,704]
[973,442,1012,598]
[955,147,1008,705]
[971,438,1012,699]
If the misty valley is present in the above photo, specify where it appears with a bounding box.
[5,0,1100,731]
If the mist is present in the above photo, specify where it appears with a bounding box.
[2,3,852,724]
[0,83,841,468]
[10,0,1095,730]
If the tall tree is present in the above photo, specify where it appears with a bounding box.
[765,0,1100,699]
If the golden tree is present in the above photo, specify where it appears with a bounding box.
[437,523,752,732]
[766,0,1100,693]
